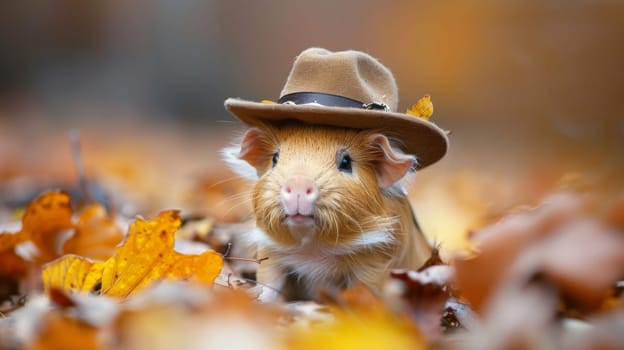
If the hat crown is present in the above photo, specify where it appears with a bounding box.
[279,48,399,112]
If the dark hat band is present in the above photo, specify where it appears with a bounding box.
[278,92,389,111]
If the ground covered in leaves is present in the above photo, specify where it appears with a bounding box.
[0,122,623,350]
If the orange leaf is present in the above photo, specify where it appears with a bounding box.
[0,191,73,265]
[0,231,27,252]
[0,250,28,279]
[63,204,123,260]
[10,191,74,264]
[42,210,224,298]
[100,210,223,297]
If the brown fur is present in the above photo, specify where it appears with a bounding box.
[228,122,432,301]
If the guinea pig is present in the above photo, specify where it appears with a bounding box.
[223,121,432,301]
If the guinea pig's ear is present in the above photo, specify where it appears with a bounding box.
[222,127,270,180]
[238,127,268,170]
[369,134,416,189]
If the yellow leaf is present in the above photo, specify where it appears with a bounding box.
[288,310,425,350]
[41,254,104,294]
[406,95,434,120]
[42,210,224,298]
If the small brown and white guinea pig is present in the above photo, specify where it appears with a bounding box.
[223,121,432,301]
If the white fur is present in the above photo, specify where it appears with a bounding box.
[221,144,259,181]
[244,227,274,247]
[252,226,396,261]
[348,229,394,247]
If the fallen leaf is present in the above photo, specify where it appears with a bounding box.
[453,192,624,314]
[41,255,104,295]
[100,210,223,297]
[42,210,224,298]
[0,191,73,263]
[287,305,426,350]
[308,284,427,349]
[63,204,123,261]
[449,283,560,350]
[388,266,453,340]
[0,249,28,278]
[22,191,74,262]
[537,219,624,311]
[0,231,27,252]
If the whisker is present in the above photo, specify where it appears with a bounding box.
[202,174,249,191]
[220,198,253,218]
[217,191,252,205]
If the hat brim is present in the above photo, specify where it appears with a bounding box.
[224,98,449,169]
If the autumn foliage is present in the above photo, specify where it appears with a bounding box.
[0,140,623,350]
[0,187,621,349]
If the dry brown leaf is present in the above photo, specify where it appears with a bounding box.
[453,192,624,314]
[388,266,453,341]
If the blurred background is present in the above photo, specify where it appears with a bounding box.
[1,0,622,254]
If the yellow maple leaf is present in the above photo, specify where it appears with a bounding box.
[41,255,104,294]
[42,210,224,297]
[406,95,434,120]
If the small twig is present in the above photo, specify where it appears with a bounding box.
[222,242,233,258]
[227,273,232,288]
[69,129,93,205]
[224,256,269,264]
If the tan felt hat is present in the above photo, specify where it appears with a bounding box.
[224,47,448,169]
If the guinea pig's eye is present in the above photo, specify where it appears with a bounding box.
[271,150,279,168]
[337,152,353,173]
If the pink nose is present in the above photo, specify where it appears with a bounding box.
[281,176,319,216]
